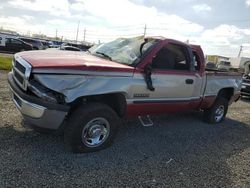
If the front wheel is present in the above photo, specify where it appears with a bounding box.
[64,103,120,153]
[203,97,228,124]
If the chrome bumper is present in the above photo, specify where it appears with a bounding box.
[11,87,46,118]
[8,72,69,130]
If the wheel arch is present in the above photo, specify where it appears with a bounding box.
[217,87,234,101]
[69,93,127,118]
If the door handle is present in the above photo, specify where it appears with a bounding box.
[185,79,194,84]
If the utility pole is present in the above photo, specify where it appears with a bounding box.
[143,24,147,37]
[238,45,243,58]
[83,28,86,42]
[56,29,58,39]
[76,21,80,43]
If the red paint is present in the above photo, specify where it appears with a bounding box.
[137,38,205,76]
[18,37,209,76]
[126,99,201,117]
[190,45,205,76]
[18,50,134,72]
[200,96,217,109]
[125,96,219,117]
[200,92,240,109]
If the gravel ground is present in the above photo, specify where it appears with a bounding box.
[0,70,250,188]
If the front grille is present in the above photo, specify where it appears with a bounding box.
[14,69,24,84]
[12,55,32,91]
[15,60,26,74]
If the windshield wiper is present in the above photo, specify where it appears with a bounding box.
[96,51,112,61]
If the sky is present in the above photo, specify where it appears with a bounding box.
[0,0,250,57]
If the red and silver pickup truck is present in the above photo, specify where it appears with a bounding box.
[8,36,242,153]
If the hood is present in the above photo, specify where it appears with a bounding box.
[17,50,135,73]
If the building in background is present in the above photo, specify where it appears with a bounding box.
[206,55,230,64]
[230,57,250,74]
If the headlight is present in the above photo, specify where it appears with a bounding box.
[28,80,65,104]
[32,74,88,103]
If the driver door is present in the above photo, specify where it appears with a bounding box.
[128,42,203,116]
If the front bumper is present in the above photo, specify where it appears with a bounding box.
[8,72,70,130]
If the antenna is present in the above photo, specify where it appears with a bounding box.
[83,28,86,42]
[238,45,243,58]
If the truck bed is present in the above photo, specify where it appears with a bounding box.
[204,70,242,101]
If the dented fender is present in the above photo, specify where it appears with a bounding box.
[33,73,133,103]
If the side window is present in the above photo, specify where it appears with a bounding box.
[22,39,30,43]
[193,52,200,71]
[11,39,22,44]
[152,43,190,71]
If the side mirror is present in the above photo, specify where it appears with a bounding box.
[143,64,155,91]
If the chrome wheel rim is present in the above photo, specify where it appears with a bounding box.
[215,105,225,122]
[82,117,110,148]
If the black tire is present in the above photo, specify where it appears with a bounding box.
[203,97,228,124]
[64,103,120,153]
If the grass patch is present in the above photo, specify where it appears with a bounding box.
[0,56,13,70]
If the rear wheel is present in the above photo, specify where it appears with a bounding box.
[203,97,228,124]
[64,103,120,153]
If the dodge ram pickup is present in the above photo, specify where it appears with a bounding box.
[8,36,242,153]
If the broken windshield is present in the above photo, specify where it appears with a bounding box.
[89,36,159,65]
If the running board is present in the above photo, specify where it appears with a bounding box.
[138,115,153,127]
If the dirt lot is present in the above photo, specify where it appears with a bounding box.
[0,70,250,187]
